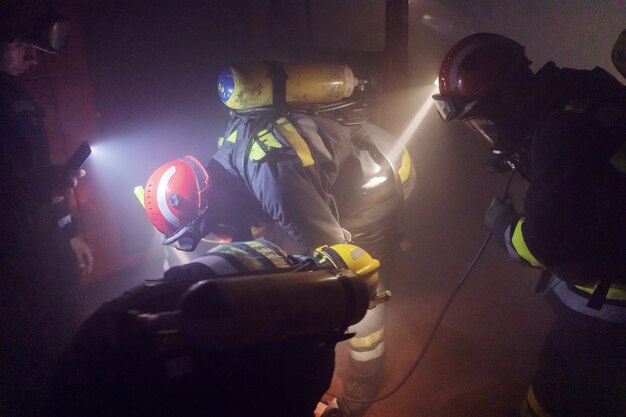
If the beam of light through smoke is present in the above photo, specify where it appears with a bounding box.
[390,83,440,161]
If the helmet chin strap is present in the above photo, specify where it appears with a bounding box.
[161,208,211,252]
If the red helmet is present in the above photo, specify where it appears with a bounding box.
[144,156,210,247]
[432,33,531,121]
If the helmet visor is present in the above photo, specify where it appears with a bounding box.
[432,94,481,121]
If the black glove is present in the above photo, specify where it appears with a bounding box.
[485,195,518,249]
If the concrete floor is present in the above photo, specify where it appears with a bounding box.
[326,242,556,417]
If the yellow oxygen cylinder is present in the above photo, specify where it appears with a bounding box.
[217,61,360,110]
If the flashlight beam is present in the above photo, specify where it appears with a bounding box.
[398,85,439,147]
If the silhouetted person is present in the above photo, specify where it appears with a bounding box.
[50,240,383,417]
[433,33,626,417]
[0,3,93,415]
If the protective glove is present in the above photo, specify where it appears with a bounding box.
[485,195,518,249]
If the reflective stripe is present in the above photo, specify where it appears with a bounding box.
[245,240,291,268]
[398,149,412,184]
[248,141,266,161]
[349,341,385,362]
[209,244,267,271]
[57,214,72,228]
[511,218,545,268]
[503,223,520,259]
[217,136,224,148]
[134,186,146,208]
[226,130,237,143]
[274,117,315,167]
[574,282,626,302]
[552,277,626,323]
[526,386,554,417]
[349,328,384,349]
[157,166,181,228]
[248,130,284,161]
[257,130,283,149]
[207,241,292,272]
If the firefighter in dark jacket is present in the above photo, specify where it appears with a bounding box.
[0,8,93,416]
[432,32,626,417]
[50,239,384,417]
[143,62,416,416]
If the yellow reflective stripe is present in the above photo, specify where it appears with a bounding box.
[210,244,266,271]
[574,282,626,301]
[133,186,145,208]
[248,131,283,162]
[245,241,291,269]
[217,136,224,148]
[398,149,412,184]
[526,386,554,417]
[257,131,283,149]
[274,117,315,167]
[349,341,385,362]
[226,130,237,143]
[348,328,384,349]
[248,141,266,161]
[511,218,545,268]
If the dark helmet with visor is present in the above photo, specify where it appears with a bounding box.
[432,33,534,178]
[432,32,531,123]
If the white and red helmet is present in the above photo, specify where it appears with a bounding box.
[144,156,210,247]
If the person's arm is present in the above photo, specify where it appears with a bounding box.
[11,93,93,274]
[488,112,602,270]
[249,152,345,250]
[245,121,346,251]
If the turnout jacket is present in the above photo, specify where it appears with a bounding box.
[212,112,415,254]
[0,72,78,287]
[496,63,626,315]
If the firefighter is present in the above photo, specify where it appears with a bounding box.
[0,4,94,415]
[49,239,383,417]
[142,61,415,416]
[432,33,626,417]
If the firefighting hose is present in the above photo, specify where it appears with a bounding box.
[334,170,517,405]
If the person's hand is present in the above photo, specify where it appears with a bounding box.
[70,235,94,276]
[48,166,86,203]
[485,194,519,250]
[485,194,516,231]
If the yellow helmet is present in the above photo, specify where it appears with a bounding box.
[314,244,380,297]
